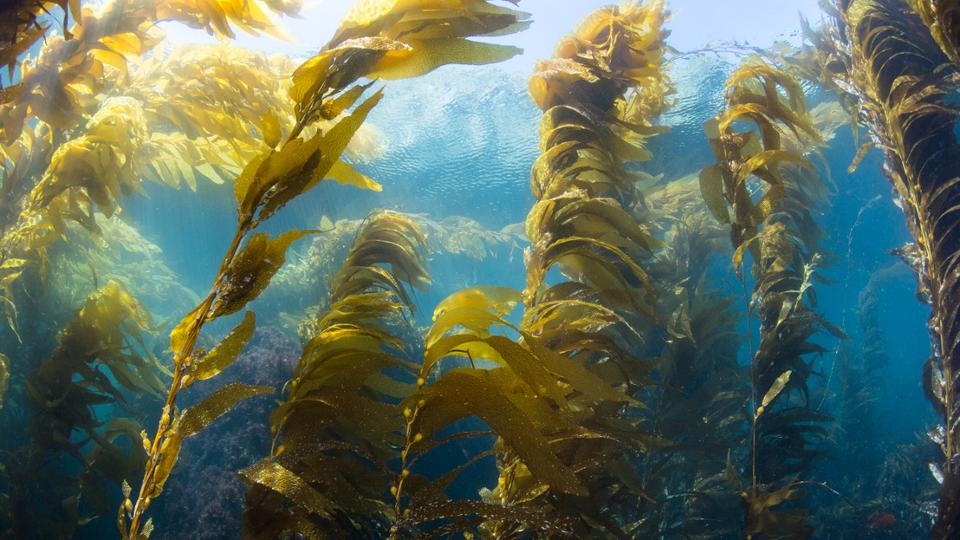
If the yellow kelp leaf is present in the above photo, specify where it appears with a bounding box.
[261,110,282,148]
[170,305,204,360]
[100,32,144,56]
[414,368,586,496]
[180,382,274,438]
[152,383,271,497]
[520,331,634,405]
[213,229,315,317]
[758,370,792,416]
[192,311,256,381]
[367,39,522,80]
[240,460,335,519]
[290,38,408,108]
[327,160,382,192]
[735,149,814,187]
[150,422,183,497]
[432,286,521,322]
[256,89,384,221]
[699,164,730,224]
[0,352,7,409]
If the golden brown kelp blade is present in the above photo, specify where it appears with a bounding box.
[700,58,840,538]
[812,1,960,536]
[0,281,159,537]
[414,285,637,537]
[242,212,427,538]
[909,0,960,69]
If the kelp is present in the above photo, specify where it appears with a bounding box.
[909,0,960,69]
[701,60,841,538]
[811,1,960,535]
[628,193,750,538]
[242,212,429,538]
[121,2,528,538]
[0,0,303,342]
[481,2,673,537]
[0,281,160,537]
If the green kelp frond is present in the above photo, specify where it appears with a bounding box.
[812,1,960,535]
[0,281,159,537]
[701,59,841,538]
[242,213,428,538]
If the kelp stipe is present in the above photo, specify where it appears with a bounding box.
[120,1,530,537]
[484,2,673,536]
[700,60,843,537]
[811,1,960,535]
[241,212,428,538]
[0,281,160,537]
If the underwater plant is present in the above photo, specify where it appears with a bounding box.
[241,212,430,537]
[120,1,530,538]
[700,59,843,537]
[809,1,960,535]
[477,2,677,536]
[0,281,162,537]
[0,0,306,345]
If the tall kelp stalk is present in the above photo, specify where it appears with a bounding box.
[810,1,960,534]
[0,0,301,341]
[632,182,750,537]
[0,281,163,536]
[121,1,530,538]
[700,60,843,537]
[483,2,672,536]
[241,212,430,538]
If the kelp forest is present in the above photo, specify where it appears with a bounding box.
[1,0,959,538]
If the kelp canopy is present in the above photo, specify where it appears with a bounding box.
[0,0,955,539]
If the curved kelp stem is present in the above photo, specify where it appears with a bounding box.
[700,59,843,538]
[810,1,960,535]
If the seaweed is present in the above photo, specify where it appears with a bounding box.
[810,1,960,535]
[241,212,429,538]
[0,1,304,343]
[120,1,529,538]
[701,59,843,537]
[479,2,675,537]
[0,281,160,537]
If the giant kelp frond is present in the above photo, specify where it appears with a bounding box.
[409,285,640,537]
[488,1,672,537]
[701,59,840,538]
[0,281,159,537]
[0,0,82,79]
[123,3,527,537]
[0,0,299,133]
[241,213,426,538]
[290,0,529,131]
[812,1,960,535]
[625,186,750,538]
[909,0,960,69]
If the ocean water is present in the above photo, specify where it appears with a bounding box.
[0,1,950,539]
